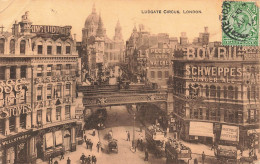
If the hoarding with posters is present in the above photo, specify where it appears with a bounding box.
[189,121,214,137]
[220,125,239,142]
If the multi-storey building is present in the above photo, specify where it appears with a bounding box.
[81,4,125,82]
[172,43,260,148]
[126,26,177,86]
[0,12,82,163]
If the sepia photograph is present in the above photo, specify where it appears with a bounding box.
[0,0,259,163]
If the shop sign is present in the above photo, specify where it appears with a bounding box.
[1,131,31,146]
[31,25,71,36]
[150,48,171,54]
[189,121,214,137]
[183,46,260,60]
[220,125,239,142]
[0,78,29,93]
[4,104,31,115]
[34,75,76,84]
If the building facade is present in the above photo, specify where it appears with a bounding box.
[81,4,125,82]
[172,44,260,148]
[0,12,82,164]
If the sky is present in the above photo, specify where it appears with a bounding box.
[0,0,241,42]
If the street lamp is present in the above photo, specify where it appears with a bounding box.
[132,113,136,149]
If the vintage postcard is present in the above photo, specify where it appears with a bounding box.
[0,0,259,164]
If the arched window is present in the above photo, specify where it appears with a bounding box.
[47,41,52,55]
[10,39,15,54]
[247,87,250,100]
[210,85,216,97]
[20,40,26,54]
[217,86,221,98]
[235,87,238,99]
[37,42,43,54]
[0,38,5,54]
[56,42,62,54]
[224,86,227,98]
[206,85,209,97]
[228,86,234,99]
[65,43,71,54]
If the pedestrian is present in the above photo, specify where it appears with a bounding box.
[144,148,149,161]
[194,158,198,164]
[96,142,100,152]
[126,131,129,141]
[54,161,58,164]
[127,131,130,141]
[90,141,93,151]
[84,134,87,142]
[92,129,96,136]
[92,155,97,164]
[67,157,71,164]
[80,153,85,164]
[60,151,64,160]
[87,155,91,164]
[49,156,53,164]
[202,151,205,164]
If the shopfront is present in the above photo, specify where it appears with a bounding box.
[0,130,33,164]
[35,122,77,161]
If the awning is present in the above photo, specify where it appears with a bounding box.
[189,121,214,137]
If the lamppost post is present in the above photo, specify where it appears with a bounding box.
[132,113,136,148]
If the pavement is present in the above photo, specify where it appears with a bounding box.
[36,105,260,164]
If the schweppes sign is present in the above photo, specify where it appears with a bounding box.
[31,25,71,36]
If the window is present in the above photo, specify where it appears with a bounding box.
[0,39,4,54]
[56,64,62,75]
[38,45,43,54]
[37,110,42,124]
[10,39,15,54]
[47,85,52,99]
[235,87,238,99]
[65,64,71,75]
[10,66,16,79]
[46,108,52,122]
[37,65,43,77]
[21,66,27,78]
[217,86,221,98]
[224,86,227,98]
[66,45,71,54]
[37,86,42,101]
[0,67,5,80]
[151,71,155,78]
[47,46,52,54]
[210,85,216,97]
[20,40,26,54]
[165,71,169,78]
[65,105,70,119]
[206,85,209,97]
[56,107,61,121]
[56,84,62,98]
[56,45,61,54]
[65,83,71,96]
[158,71,162,79]
[47,65,52,76]
[228,86,234,99]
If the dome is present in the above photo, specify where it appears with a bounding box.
[84,4,99,28]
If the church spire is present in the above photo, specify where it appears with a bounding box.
[92,3,96,13]
[96,14,104,37]
[114,19,123,41]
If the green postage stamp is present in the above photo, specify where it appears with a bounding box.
[222,1,259,46]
